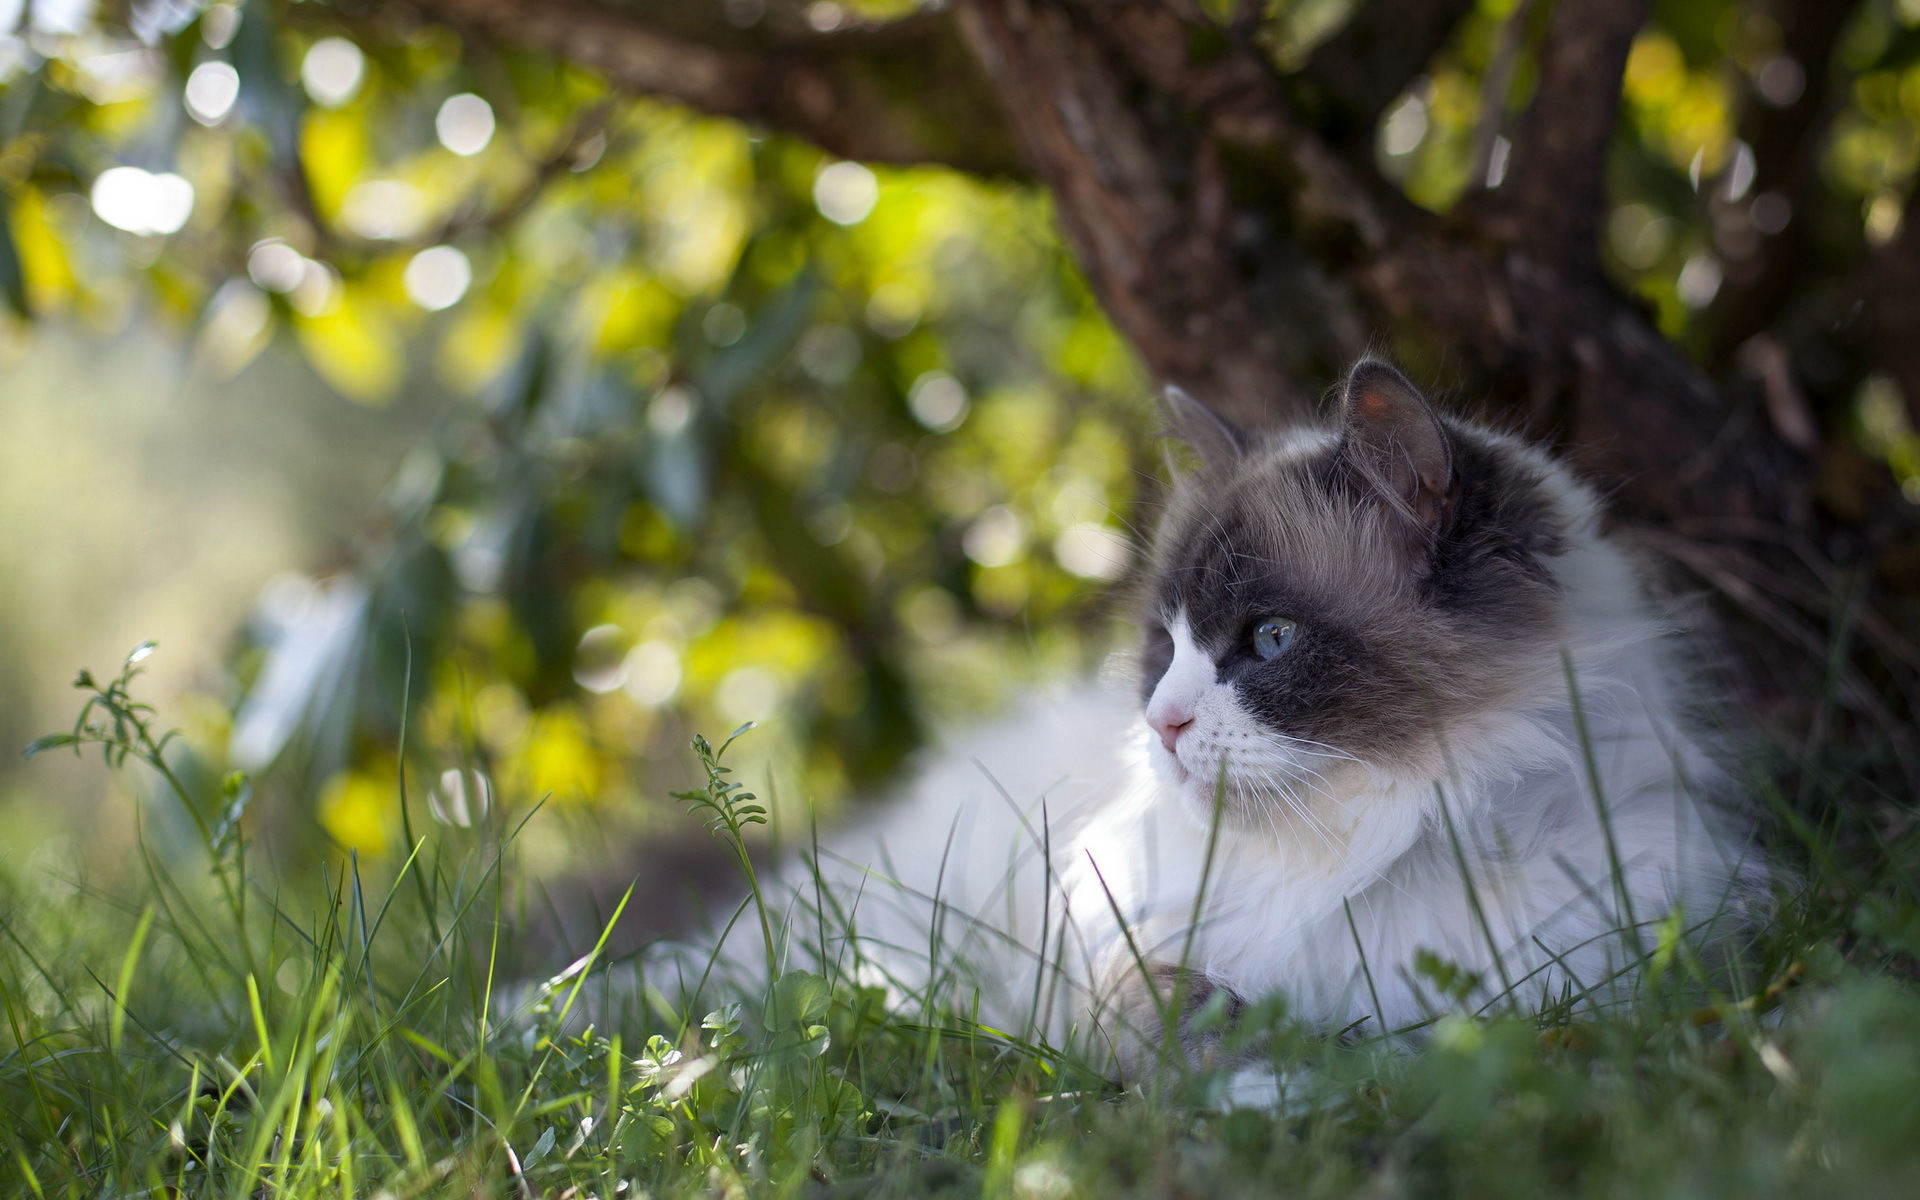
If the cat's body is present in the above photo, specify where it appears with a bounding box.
[701,361,1763,1078]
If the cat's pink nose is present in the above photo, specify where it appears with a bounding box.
[1150,709,1193,752]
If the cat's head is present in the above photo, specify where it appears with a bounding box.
[1137,359,1577,829]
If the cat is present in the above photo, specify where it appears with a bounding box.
[691,358,1765,1082]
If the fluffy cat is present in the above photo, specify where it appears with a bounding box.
[698,359,1764,1080]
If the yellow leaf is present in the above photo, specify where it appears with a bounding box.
[294,286,406,404]
[319,771,391,855]
[590,269,679,354]
[642,120,752,294]
[505,706,604,803]
[12,187,74,312]
[683,610,837,689]
[301,107,370,222]
[1625,33,1686,108]
[437,304,519,393]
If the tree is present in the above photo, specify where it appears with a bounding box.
[388,0,1918,753]
[1,0,1914,852]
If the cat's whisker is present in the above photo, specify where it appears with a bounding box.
[1283,768,1350,822]
[1278,734,1368,767]
[1279,781,1348,852]
[1236,770,1344,857]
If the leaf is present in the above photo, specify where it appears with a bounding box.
[766,970,832,1032]
[215,772,254,854]
[522,1125,556,1170]
[0,187,29,318]
[231,0,303,163]
[644,422,710,529]
[716,721,757,758]
[293,289,405,405]
[696,269,819,409]
[22,732,78,758]
[1871,26,1920,73]
[297,105,368,221]
[702,1003,743,1050]
[494,329,552,429]
[797,1024,832,1059]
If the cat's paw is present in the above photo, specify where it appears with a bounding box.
[1100,960,1246,1083]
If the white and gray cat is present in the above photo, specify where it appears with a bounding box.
[696,358,1765,1080]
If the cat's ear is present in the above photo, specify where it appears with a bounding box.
[1161,385,1249,467]
[1336,359,1455,568]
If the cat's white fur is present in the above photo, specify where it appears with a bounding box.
[719,435,1759,1073]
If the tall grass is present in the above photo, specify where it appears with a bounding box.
[2,644,1918,1198]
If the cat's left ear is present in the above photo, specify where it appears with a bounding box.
[1336,359,1456,569]
[1161,385,1249,467]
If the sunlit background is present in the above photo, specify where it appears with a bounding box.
[3,0,1920,950]
[0,0,1159,945]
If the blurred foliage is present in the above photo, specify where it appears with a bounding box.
[3,0,1920,864]
[0,0,1154,858]
[1379,0,1920,488]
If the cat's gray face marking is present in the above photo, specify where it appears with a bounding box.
[1139,360,1573,825]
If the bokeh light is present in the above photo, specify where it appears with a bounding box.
[813,161,879,225]
[436,92,496,156]
[183,60,239,125]
[403,245,472,311]
[301,36,364,107]
[90,167,194,236]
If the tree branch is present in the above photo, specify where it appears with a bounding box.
[955,0,1346,424]
[955,0,1798,544]
[1704,0,1861,368]
[1491,0,1646,271]
[402,0,1027,177]
[1293,0,1479,147]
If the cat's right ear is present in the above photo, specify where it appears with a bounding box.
[1336,358,1456,573]
[1161,385,1249,468]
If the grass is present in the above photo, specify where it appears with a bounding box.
[2,644,1919,1198]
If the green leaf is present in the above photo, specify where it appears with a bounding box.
[766,970,832,1032]
[522,1125,556,1170]
[799,1023,831,1059]
[22,732,78,757]
[0,188,28,318]
[1871,26,1920,72]
[717,722,757,757]
[702,1003,743,1050]
[231,0,303,163]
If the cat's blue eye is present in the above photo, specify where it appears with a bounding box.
[1252,618,1297,660]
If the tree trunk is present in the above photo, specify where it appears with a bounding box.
[951,0,1764,517]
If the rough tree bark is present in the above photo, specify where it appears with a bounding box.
[395,0,1919,752]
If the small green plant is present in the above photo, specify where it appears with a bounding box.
[25,641,251,866]
[674,722,778,975]
[25,641,257,966]
[666,722,879,1179]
